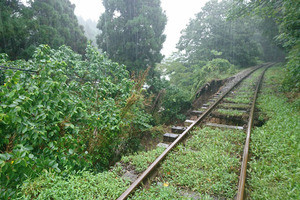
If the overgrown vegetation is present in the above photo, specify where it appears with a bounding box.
[121,147,164,173]
[231,0,299,91]
[130,184,204,200]
[247,66,299,199]
[216,108,245,117]
[12,66,298,199]
[156,58,237,99]
[19,170,130,199]
[0,0,298,199]
[223,68,263,104]
[0,0,87,59]
[150,58,238,124]
[97,0,167,74]
[218,103,250,110]
[129,127,245,199]
[0,45,151,198]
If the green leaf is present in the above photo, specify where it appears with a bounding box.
[68,149,74,155]
[8,103,17,108]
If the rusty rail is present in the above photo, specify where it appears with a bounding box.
[117,64,270,200]
[236,63,273,200]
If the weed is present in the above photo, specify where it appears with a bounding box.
[246,66,300,199]
[158,127,245,198]
[121,147,165,173]
[129,183,192,200]
[218,103,249,109]
[19,170,130,199]
[216,108,245,116]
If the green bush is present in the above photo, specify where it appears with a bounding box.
[282,44,300,92]
[147,77,191,124]
[150,58,237,125]
[0,44,151,198]
[160,85,191,123]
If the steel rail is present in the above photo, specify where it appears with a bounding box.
[236,63,273,200]
[117,64,268,200]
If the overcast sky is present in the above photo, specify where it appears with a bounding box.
[54,0,208,57]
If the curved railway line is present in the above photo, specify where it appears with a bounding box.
[118,63,274,199]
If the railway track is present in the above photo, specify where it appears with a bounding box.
[118,63,274,199]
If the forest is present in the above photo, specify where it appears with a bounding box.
[0,0,299,199]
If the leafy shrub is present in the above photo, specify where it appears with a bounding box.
[160,85,191,123]
[148,58,237,125]
[282,44,300,92]
[146,77,191,124]
[156,58,237,98]
[202,58,236,74]
[0,44,151,198]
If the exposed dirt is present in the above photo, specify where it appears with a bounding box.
[284,91,300,104]
[192,79,228,108]
[139,126,170,151]
[209,112,248,125]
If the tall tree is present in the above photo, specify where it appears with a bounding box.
[254,17,285,62]
[97,0,167,74]
[0,0,32,59]
[0,0,88,59]
[231,0,299,90]
[77,16,99,47]
[177,0,260,67]
[30,0,87,55]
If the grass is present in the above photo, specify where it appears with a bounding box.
[121,147,165,173]
[218,103,249,109]
[223,96,251,104]
[133,127,245,199]
[17,146,166,199]
[129,184,192,200]
[223,68,264,104]
[228,93,253,100]
[130,183,214,199]
[19,170,130,199]
[216,108,245,116]
[246,66,300,199]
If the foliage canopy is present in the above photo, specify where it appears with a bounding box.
[177,0,261,67]
[0,44,150,198]
[97,0,167,74]
[231,0,299,91]
[0,0,87,59]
